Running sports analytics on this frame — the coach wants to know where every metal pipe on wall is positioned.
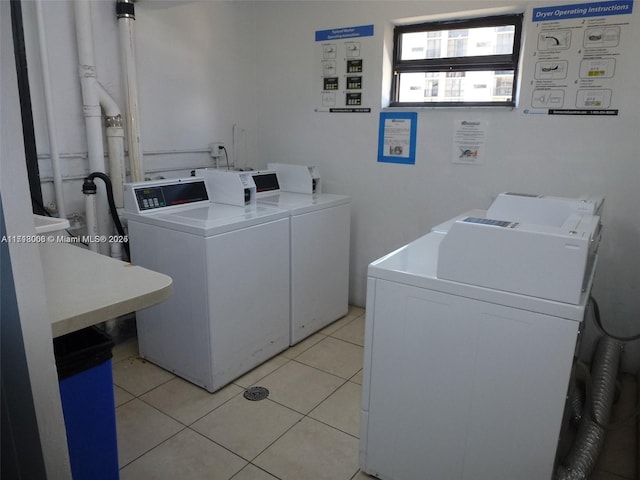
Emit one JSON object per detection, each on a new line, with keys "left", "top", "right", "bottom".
{"left": 35, "top": 0, "right": 66, "bottom": 219}
{"left": 96, "top": 82, "right": 126, "bottom": 208}
{"left": 116, "top": 0, "right": 144, "bottom": 182}
{"left": 74, "top": 0, "right": 130, "bottom": 254}
{"left": 106, "top": 119, "right": 126, "bottom": 209}
{"left": 74, "top": 0, "right": 110, "bottom": 255}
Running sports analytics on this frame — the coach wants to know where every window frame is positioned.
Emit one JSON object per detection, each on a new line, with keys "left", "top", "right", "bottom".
{"left": 391, "top": 14, "right": 524, "bottom": 108}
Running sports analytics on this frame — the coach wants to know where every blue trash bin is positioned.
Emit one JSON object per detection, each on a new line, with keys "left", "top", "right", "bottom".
{"left": 54, "top": 327, "right": 118, "bottom": 480}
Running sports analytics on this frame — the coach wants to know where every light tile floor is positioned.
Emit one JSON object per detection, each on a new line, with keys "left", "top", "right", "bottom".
{"left": 112, "top": 305, "right": 637, "bottom": 480}
{"left": 113, "top": 306, "right": 366, "bottom": 480}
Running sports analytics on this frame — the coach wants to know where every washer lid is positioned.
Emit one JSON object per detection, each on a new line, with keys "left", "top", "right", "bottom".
{"left": 257, "top": 192, "right": 350, "bottom": 215}
{"left": 123, "top": 202, "right": 288, "bottom": 236}
{"left": 368, "top": 231, "right": 591, "bottom": 321}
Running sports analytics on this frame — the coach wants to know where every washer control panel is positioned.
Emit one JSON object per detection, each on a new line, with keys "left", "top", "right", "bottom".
{"left": 124, "top": 178, "right": 210, "bottom": 214}
{"left": 252, "top": 171, "right": 280, "bottom": 194}
{"left": 135, "top": 186, "right": 166, "bottom": 211}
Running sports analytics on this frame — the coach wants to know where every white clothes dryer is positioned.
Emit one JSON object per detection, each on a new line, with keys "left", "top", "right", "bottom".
{"left": 123, "top": 177, "right": 290, "bottom": 392}
{"left": 252, "top": 170, "right": 351, "bottom": 345}
{"left": 360, "top": 209, "right": 600, "bottom": 480}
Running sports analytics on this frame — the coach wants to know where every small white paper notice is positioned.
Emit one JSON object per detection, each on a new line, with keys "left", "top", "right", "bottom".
{"left": 384, "top": 117, "right": 412, "bottom": 159}
{"left": 452, "top": 119, "right": 487, "bottom": 165}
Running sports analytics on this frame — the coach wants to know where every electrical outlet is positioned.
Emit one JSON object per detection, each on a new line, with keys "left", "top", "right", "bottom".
{"left": 210, "top": 142, "right": 225, "bottom": 158}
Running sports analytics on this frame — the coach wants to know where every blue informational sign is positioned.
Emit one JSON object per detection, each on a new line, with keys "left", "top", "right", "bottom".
{"left": 533, "top": 0, "right": 633, "bottom": 22}
{"left": 377, "top": 112, "right": 417, "bottom": 165}
{"left": 315, "top": 24, "right": 374, "bottom": 42}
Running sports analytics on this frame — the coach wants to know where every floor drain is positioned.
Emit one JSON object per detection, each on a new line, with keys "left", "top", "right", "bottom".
{"left": 243, "top": 386, "right": 269, "bottom": 401}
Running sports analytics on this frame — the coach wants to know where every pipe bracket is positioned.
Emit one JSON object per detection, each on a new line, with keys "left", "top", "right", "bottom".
{"left": 116, "top": 1, "right": 135, "bottom": 20}
{"left": 105, "top": 114, "right": 123, "bottom": 128}
{"left": 78, "top": 64, "right": 97, "bottom": 78}
{"left": 83, "top": 105, "right": 102, "bottom": 118}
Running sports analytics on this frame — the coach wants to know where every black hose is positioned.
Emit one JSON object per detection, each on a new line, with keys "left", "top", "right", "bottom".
{"left": 221, "top": 146, "right": 230, "bottom": 170}
{"left": 11, "top": 0, "right": 45, "bottom": 213}
{"left": 84, "top": 172, "right": 130, "bottom": 261}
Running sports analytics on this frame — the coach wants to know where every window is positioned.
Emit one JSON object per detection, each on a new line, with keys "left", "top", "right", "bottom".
{"left": 444, "top": 72, "right": 465, "bottom": 100}
{"left": 446, "top": 29, "right": 468, "bottom": 57}
{"left": 426, "top": 32, "right": 441, "bottom": 58}
{"left": 493, "top": 71, "right": 514, "bottom": 98}
{"left": 425, "top": 72, "right": 439, "bottom": 98}
{"left": 391, "top": 14, "right": 523, "bottom": 107}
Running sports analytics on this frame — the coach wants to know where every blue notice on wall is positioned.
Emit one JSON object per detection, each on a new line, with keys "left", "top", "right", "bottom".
{"left": 377, "top": 112, "right": 417, "bottom": 165}
{"left": 315, "top": 24, "right": 374, "bottom": 42}
{"left": 532, "top": 0, "right": 633, "bottom": 22}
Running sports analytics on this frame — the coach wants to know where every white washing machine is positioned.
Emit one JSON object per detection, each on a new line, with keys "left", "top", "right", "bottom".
{"left": 251, "top": 167, "right": 351, "bottom": 345}
{"left": 123, "top": 177, "right": 290, "bottom": 392}
{"left": 360, "top": 207, "right": 601, "bottom": 480}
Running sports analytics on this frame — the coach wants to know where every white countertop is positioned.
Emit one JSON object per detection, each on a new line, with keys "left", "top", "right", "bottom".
{"left": 40, "top": 241, "right": 172, "bottom": 337}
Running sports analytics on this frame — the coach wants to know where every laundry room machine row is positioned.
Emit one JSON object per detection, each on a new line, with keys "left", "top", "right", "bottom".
{"left": 123, "top": 177, "right": 290, "bottom": 393}
{"left": 197, "top": 165, "right": 351, "bottom": 345}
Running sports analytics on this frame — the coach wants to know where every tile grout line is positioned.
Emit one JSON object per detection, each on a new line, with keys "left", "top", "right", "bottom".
{"left": 117, "top": 424, "right": 189, "bottom": 471}
{"left": 232, "top": 355, "right": 298, "bottom": 387}
{"left": 261, "top": 375, "right": 352, "bottom": 417}
{"left": 229, "top": 462, "right": 284, "bottom": 480}
{"left": 288, "top": 356, "right": 358, "bottom": 382}
{"left": 112, "top": 355, "right": 176, "bottom": 398}
{"left": 280, "top": 333, "right": 329, "bottom": 360}
{"left": 138, "top": 383, "right": 245, "bottom": 428}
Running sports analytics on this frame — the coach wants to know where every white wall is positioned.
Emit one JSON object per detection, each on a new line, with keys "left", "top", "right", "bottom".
{"left": 134, "top": 1, "right": 259, "bottom": 172}
{"left": 23, "top": 0, "right": 640, "bottom": 370}
{"left": 250, "top": 1, "right": 640, "bottom": 370}
{"left": 23, "top": 0, "right": 259, "bottom": 216}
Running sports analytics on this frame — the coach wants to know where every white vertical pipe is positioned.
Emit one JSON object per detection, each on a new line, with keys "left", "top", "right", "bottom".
{"left": 35, "top": 0, "right": 66, "bottom": 219}
{"left": 74, "top": 1, "right": 104, "bottom": 173}
{"left": 74, "top": 0, "right": 110, "bottom": 255}
{"left": 117, "top": 1, "right": 144, "bottom": 182}
{"left": 99, "top": 91, "right": 127, "bottom": 257}
{"left": 84, "top": 194, "right": 99, "bottom": 253}
{"left": 96, "top": 82, "right": 126, "bottom": 208}
{"left": 95, "top": 81, "right": 121, "bottom": 118}
{"left": 232, "top": 124, "right": 238, "bottom": 169}
{"left": 106, "top": 125, "right": 126, "bottom": 208}
{"left": 109, "top": 241, "right": 123, "bottom": 261}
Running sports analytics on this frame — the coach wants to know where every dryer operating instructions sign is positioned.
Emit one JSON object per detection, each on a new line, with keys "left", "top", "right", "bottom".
{"left": 314, "top": 24, "right": 374, "bottom": 113}
{"left": 521, "top": 0, "right": 633, "bottom": 116}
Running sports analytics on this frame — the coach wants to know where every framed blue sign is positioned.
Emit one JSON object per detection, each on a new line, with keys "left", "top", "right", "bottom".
{"left": 377, "top": 112, "right": 417, "bottom": 164}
